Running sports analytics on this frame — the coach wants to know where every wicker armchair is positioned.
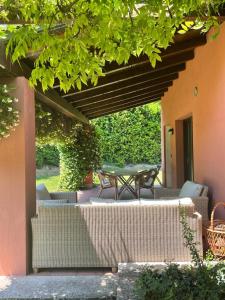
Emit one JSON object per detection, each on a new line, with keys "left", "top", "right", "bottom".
{"left": 135, "top": 168, "right": 159, "bottom": 198}
{"left": 97, "top": 170, "right": 118, "bottom": 200}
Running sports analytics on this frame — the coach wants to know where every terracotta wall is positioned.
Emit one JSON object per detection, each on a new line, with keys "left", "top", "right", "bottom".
{"left": 0, "top": 77, "right": 36, "bottom": 275}
{"left": 161, "top": 23, "right": 225, "bottom": 218}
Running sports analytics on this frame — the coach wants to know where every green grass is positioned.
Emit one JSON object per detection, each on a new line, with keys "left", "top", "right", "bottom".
{"left": 36, "top": 173, "right": 100, "bottom": 192}
{"left": 36, "top": 175, "right": 60, "bottom": 192}
{"left": 36, "top": 170, "right": 162, "bottom": 192}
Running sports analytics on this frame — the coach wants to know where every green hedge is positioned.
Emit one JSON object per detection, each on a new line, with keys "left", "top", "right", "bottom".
{"left": 93, "top": 103, "right": 161, "bottom": 166}
{"left": 36, "top": 144, "right": 60, "bottom": 168}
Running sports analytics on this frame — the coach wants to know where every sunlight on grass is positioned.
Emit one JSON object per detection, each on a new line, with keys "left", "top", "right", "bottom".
{"left": 36, "top": 175, "right": 60, "bottom": 192}
{"left": 36, "top": 173, "right": 100, "bottom": 192}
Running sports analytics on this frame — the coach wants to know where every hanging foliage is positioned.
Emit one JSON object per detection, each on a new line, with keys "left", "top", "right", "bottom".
{"left": 0, "top": 84, "right": 19, "bottom": 140}
{"left": 35, "top": 101, "right": 101, "bottom": 190}
{"left": 1, "top": 1, "right": 224, "bottom": 92}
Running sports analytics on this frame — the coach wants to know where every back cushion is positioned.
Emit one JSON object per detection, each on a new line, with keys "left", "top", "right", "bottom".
{"left": 36, "top": 183, "right": 51, "bottom": 200}
{"left": 179, "top": 181, "right": 203, "bottom": 198}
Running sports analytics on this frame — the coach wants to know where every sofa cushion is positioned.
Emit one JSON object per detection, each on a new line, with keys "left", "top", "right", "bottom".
{"left": 36, "top": 183, "right": 51, "bottom": 200}
{"left": 179, "top": 181, "right": 203, "bottom": 198}
{"left": 90, "top": 198, "right": 115, "bottom": 204}
{"left": 141, "top": 198, "right": 193, "bottom": 206}
{"left": 37, "top": 199, "right": 69, "bottom": 206}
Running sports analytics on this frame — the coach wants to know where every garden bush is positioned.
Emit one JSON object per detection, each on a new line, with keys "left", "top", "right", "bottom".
{"left": 36, "top": 144, "right": 59, "bottom": 168}
{"left": 134, "top": 210, "right": 225, "bottom": 300}
{"left": 58, "top": 124, "right": 101, "bottom": 191}
{"left": 36, "top": 101, "right": 101, "bottom": 190}
{"left": 93, "top": 102, "right": 161, "bottom": 166}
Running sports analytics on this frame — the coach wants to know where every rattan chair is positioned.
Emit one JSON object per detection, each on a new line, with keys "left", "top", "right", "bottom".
{"left": 97, "top": 171, "right": 118, "bottom": 200}
{"left": 135, "top": 168, "right": 159, "bottom": 198}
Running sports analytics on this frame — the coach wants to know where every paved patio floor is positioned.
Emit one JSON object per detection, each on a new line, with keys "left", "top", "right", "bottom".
{"left": 0, "top": 263, "right": 178, "bottom": 299}
{"left": 77, "top": 185, "right": 156, "bottom": 203}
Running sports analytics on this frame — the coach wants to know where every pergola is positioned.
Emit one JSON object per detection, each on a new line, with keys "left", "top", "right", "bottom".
{"left": 0, "top": 29, "right": 206, "bottom": 275}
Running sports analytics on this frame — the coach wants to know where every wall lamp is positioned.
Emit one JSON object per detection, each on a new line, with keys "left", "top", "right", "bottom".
{"left": 168, "top": 128, "right": 174, "bottom": 135}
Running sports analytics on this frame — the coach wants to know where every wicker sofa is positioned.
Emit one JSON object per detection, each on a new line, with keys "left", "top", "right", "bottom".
{"left": 36, "top": 183, "right": 77, "bottom": 205}
{"left": 31, "top": 199, "right": 202, "bottom": 272}
{"left": 154, "top": 181, "right": 209, "bottom": 222}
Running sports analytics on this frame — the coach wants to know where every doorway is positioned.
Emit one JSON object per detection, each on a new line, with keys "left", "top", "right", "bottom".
{"left": 183, "top": 117, "right": 194, "bottom": 181}
{"left": 165, "top": 126, "right": 173, "bottom": 187}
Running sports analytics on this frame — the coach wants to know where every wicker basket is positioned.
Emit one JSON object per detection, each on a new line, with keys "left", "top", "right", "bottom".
{"left": 207, "top": 202, "right": 225, "bottom": 258}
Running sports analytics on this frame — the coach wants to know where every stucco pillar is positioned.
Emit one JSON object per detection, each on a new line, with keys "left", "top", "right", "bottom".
{"left": 0, "top": 77, "right": 36, "bottom": 275}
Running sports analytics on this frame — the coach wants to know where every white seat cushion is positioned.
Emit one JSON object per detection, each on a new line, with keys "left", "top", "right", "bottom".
{"left": 141, "top": 198, "right": 193, "bottom": 206}
{"left": 36, "top": 183, "right": 51, "bottom": 200}
{"left": 37, "top": 199, "right": 69, "bottom": 206}
{"left": 179, "top": 181, "right": 203, "bottom": 198}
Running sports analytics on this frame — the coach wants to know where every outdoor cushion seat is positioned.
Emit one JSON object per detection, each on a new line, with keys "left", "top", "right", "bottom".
{"left": 31, "top": 199, "right": 202, "bottom": 271}
{"left": 179, "top": 181, "right": 204, "bottom": 198}
{"left": 36, "top": 183, "right": 77, "bottom": 204}
{"left": 154, "top": 181, "right": 209, "bottom": 221}
{"left": 36, "top": 183, "right": 51, "bottom": 200}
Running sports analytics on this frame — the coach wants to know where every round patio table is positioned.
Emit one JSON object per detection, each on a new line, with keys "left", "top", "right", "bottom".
{"left": 102, "top": 165, "right": 157, "bottom": 199}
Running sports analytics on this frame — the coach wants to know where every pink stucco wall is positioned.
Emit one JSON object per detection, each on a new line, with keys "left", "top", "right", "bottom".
{"left": 0, "top": 77, "right": 36, "bottom": 275}
{"left": 161, "top": 23, "right": 225, "bottom": 218}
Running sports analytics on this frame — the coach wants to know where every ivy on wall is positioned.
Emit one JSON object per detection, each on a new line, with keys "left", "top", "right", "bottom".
{"left": 0, "top": 84, "right": 19, "bottom": 140}
{"left": 93, "top": 102, "right": 161, "bottom": 166}
{"left": 36, "top": 101, "right": 101, "bottom": 190}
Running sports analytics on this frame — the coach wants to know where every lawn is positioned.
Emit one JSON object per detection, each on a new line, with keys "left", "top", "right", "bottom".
{"left": 36, "top": 169, "right": 162, "bottom": 192}
{"left": 36, "top": 173, "right": 100, "bottom": 192}
{"left": 36, "top": 175, "right": 60, "bottom": 192}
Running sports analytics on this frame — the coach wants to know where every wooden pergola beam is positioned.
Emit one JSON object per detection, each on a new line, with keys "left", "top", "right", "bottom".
{"left": 83, "top": 95, "right": 164, "bottom": 116}
{"left": 70, "top": 74, "right": 177, "bottom": 106}
{"left": 79, "top": 84, "right": 170, "bottom": 112}
{"left": 65, "top": 64, "right": 185, "bottom": 102}
{"left": 0, "top": 43, "right": 89, "bottom": 124}
{"left": 56, "top": 51, "right": 193, "bottom": 95}
{"left": 85, "top": 92, "right": 164, "bottom": 115}
{"left": 87, "top": 97, "right": 162, "bottom": 119}
{"left": 103, "top": 35, "right": 206, "bottom": 74}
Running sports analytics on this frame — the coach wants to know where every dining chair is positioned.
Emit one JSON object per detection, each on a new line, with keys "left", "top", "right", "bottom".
{"left": 135, "top": 168, "right": 159, "bottom": 199}
{"left": 97, "top": 171, "right": 118, "bottom": 200}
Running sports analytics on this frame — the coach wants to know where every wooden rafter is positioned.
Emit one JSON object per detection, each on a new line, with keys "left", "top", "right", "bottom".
{"left": 0, "top": 43, "right": 89, "bottom": 124}
{"left": 85, "top": 92, "right": 164, "bottom": 114}
{"left": 78, "top": 85, "right": 170, "bottom": 112}
{"left": 64, "top": 64, "right": 185, "bottom": 100}
{"left": 87, "top": 97, "right": 162, "bottom": 119}
{"left": 69, "top": 73, "right": 178, "bottom": 106}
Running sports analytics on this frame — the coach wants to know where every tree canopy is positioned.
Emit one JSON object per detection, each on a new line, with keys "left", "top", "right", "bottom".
{"left": 0, "top": 0, "right": 225, "bottom": 92}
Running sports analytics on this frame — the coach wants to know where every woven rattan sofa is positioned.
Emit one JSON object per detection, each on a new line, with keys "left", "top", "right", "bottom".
{"left": 154, "top": 181, "right": 209, "bottom": 222}
{"left": 36, "top": 183, "right": 77, "bottom": 205}
{"left": 31, "top": 199, "right": 202, "bottom": 272}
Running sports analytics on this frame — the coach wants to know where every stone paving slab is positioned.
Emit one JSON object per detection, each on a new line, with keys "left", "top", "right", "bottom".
{"left": 0, "top": 275, "right": 117, "bottom": 299}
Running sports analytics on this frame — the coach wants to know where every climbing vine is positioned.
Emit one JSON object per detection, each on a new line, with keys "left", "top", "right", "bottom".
{"left": 0, "top": 84, "right": 19, "bottom": 140}
{"left": 36, "top": 101, "right": 101, "bottom": 190}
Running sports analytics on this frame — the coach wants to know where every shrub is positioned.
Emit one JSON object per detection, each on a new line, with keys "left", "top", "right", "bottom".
{"left": 58, "top": 124, "right": 101, "bottom": 191}
{"left": 134, "top": 210, "right": 225, "bottom": 300}
{"left": 36, "top": 101, "right": 101, "bottom": 190}
{"left": 36, "top": 144, "right": 59, "bottom": 168}
{"left": 92, "top": 102, "right": 161, "bottom": 166}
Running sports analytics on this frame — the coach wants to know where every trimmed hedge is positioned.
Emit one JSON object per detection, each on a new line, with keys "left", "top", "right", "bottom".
{"left": 93, "top": 102, "right": 161, "bottom": 166}
{"left": 36, "top": 144, "right": 59, "bottom": 168}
